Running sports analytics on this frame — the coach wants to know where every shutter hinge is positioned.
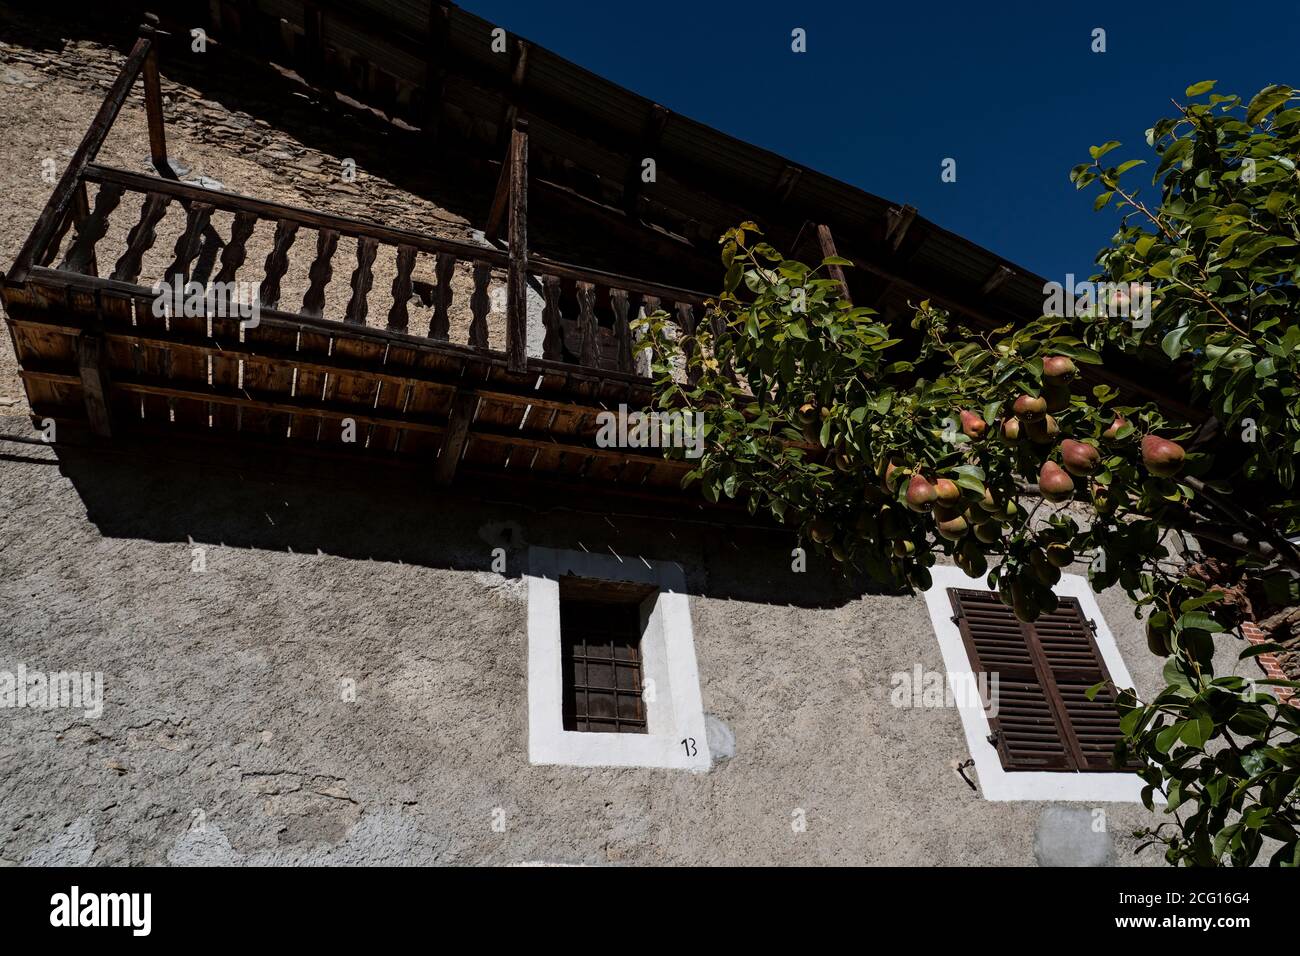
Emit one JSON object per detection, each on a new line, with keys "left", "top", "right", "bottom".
{"left": 1086, "top": 617, "right": 1098, "bottom": 632}
{"left": 986, "top": 731, "right": 999, "bottom": 747}
{"left": 950, "top": 614, "right": 961, "bottom": 625}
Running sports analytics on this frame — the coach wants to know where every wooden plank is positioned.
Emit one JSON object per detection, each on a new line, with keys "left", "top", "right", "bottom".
{"left": 467, "top": 260, "right": 491, "bottom": 349}
{"left": 433, "top": 389, "right": 478, "bottom": 484}
{"left": 244, "top": 219, "right": 300, "bottom": 436}
{"left": 386, "top": 244, "right": 417, "bottom": 332}
{"left": 76, "top": 332, "right": 112, "bottom": 438}
{"left": 163, "top": 202, "right": 216, "bottom": 429}
{"left": 58, "top": 184, "right": 124, "bottom": 276}
{"left": 209, "top": 211, "right": 258, "bottom": 432}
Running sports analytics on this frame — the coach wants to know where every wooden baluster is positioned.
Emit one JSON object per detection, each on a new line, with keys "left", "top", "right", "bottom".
{"left": 541, "top": 274, "right": 563, "bottom": 361}
{"left": 610, "top": 287, "right": 632, "bottom": 373}
{"left": 258, "top": 219, "right": 299, "bottom": 309}
{"left": 677, "top": 301, "right": 699, "bottom": 385}
{"left": 212, "top": 211, "right": 257, "bottom": 285}
{"left": 467, "top": 260, "right": 491, "bottom": 349}
{"left": 300, "top": 228, "right": 339, "bottom": 317}
{"left": 387, "top": 244, "right": 417, "bottom": 332}
{"left": 209, "top": 213, "right": 258, "bottom": 432}
{"left": 638, "top": 295, "right": 660, "bottom": 377}
{"left": 344, "top": 237, "right": 378, "bottom": 325}
{"left": 162, "top": 202, "right": 214, "bottom": 286}
{"left": 429, "top": 252, "right": 455, "bottom": 340}
{"left": 709, "top": 306, "right": 738, "bottom": 383}
{"left": 59, "top": 183, "right": 124, "bottom": 275}
{"left": 111, "top": 192, "right": 171, "bottom": 283}
{"left": 164, "top": 202, "right": 214, "bottom": 429}
{"left": 576, "top": 280, "right": 598, "bottom": 367}
{"left": 40, "top": 183, "right": 90, "bottom": 268}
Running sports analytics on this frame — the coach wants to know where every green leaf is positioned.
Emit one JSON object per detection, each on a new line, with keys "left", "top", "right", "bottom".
{"left": 1185, "top": 80, "right": 1216, "bottom": 97}
{"left": 1090, "top": 140, "right": 1122, "bottom": 160}
{"left": 1240, "top": 642, "right": 1286, "bottom": 659}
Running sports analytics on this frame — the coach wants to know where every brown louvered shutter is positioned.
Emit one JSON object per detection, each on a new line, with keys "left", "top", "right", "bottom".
{"left": 948, "top": 588, "right": 1129, "bottom": 773}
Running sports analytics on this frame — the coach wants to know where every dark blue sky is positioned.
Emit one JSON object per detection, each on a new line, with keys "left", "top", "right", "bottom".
{"left": 459, "top": 0, "right": 1298, "bottom": 281}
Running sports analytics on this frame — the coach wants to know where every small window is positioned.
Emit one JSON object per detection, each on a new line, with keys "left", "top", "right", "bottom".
{"left": 922, "top": 565, "right": 1145, "bottom": 801}
{"left": 526, "top": 547, "right": 711, "bottom": 771}
{"left": 560, "top": 598, "right": 647, "bottom": 734}
{"left": 948, "top": 587, "right": 1134, "bottom": 773}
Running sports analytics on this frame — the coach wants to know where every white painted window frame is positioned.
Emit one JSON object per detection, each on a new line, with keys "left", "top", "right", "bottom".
{"left": 922, "top": 564, "right": 1146, "bottom": 802}
{"left": 526, "top": 546, "right": 711, "bottom": 771}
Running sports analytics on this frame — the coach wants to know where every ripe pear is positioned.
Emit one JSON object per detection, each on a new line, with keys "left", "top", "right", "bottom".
{"left": 959, "top": 409, "right": 987, "bottom": 440}
{"left": 1102, "top": 415, "right": 1128, "bottom": 441}
{"left": 1041, "top": 355, "right": 1078, "bottom": 383}
{"left": 1013, "top": 394, "right": 1047, "bottom": 422}
{"left": 934, "top": 478, "right": 962, "bottom": 507}
{"left": 1045, "top": 543, "right": 1075, "bottom": 568}
{"left": 974, "top": 521, "right": 1002, "bottom": 544}
{"left": 1060, "top": 439, "right": 1100, "bottom": 477}
{"left": 797, "top": 402, "right": 818, "bottom": 425}
{"left": 936, "top": 514, "right": 969, "bottom": 541}
{"left": 1141, "top": 434, "right": 1185, "bottom": 478}
{"left": 1038, "top": 461, "right": 1075, "bottom": 502}
{"left": 905, "top": 474, "right": 938, "bottom": 513}
{"left": 1027, "top": 414, "right": 1060, "bottom": 444}
{"left": 1001, "top": 417, "right": 1023, "bottom": 443}
{"left": 808, "top": 519, "right": 835, "bottom": 544}
{"left": 883, "top": 459, "right": 905, "bottom": 492}
{"left": 1030, "top": 548, "right": 1062, "bottom": 586}
{"left": 893, "top": 539, "right": 916, "bottom": 558}
{"left": 977, "top": 487, "right": 998, "bottom": 512}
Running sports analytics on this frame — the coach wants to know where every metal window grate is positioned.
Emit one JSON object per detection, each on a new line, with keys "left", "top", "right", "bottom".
{"left": 560, "top": 598, "right": 647, "bottom": 734}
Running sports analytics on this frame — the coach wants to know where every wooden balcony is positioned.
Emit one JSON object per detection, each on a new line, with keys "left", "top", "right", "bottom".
{"left": 2, "top": 26, "right": 715, "bottom": 509}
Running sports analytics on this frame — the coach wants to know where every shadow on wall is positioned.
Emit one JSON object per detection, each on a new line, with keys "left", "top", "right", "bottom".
{"left": 45, "top": 433, "right": 888, "bottom": 609}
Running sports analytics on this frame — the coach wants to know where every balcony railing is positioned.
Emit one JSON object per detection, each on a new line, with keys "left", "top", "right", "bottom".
{"left": 1, "top": 22, "right": 713, "bottom": 502}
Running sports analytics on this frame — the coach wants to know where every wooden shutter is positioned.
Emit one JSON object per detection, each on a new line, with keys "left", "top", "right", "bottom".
{"left": 948, "top": 588, "right": 1129, "bottom": 773}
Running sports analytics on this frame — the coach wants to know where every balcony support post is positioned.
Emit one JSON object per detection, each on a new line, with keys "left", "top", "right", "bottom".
{"left": 506, "top": 118, "right": 529, "bottom": 373}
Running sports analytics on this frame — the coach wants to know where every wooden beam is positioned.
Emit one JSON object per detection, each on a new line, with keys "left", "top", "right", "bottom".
{"left": 423, "top": 0, "right": 451, "bottom": 142}
{"left": 885, "top": 204, "right": 917, "bottom": 251}
{"left": 980, "top": 265, "right": 1015, "bottom": 297}
{"left": 622, "top": 103, "right": 668, "bottom": 219}
{"left": 433, "top": 389, "right": 479, "bottom": 484}
{"left": 484, "top": 147, "right": 512, "bottom": 244}
{"left": 495, "top": 38, "right": 530, "bottom": 152}
{"left": 76, "top": 332, "right": 112, "bottom": 438}
{"left": 506, "top": 119, "right": 529, "bottom": 373}
{"left": 815, "top": 223, "right": 851, "bottom": 305}
{"left": 774, "top": 164, "right": 803, "bottom": 204}
{"left": 140, "top": 17, "right": 171, "bottom": 179}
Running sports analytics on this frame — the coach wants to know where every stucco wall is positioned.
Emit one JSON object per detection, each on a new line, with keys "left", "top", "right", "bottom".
{"left": 0, "top": 415, "right": 1258, "bottom": 866}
